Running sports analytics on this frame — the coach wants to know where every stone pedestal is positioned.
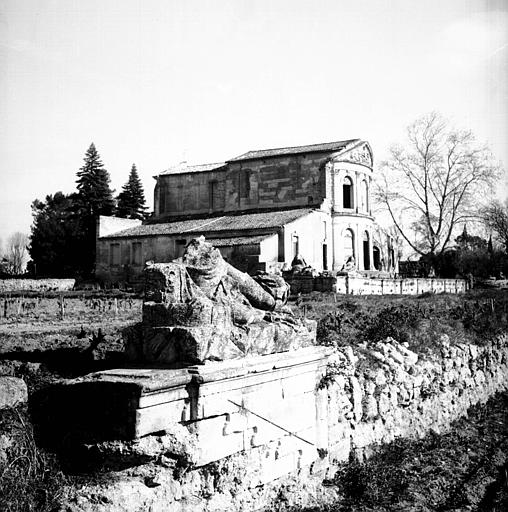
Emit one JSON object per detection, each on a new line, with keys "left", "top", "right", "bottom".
{"left": 43, "top": 347, "right": 331, "bottom": 468}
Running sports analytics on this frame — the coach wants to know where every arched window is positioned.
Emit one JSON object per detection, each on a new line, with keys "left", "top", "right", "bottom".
{"left": 343, "top": 229, "right": 355, "bottom": 260}
{"left": 360, "top": 180, "right": 368, "bottom": 212}
{"left": 363, "top": 231, "right": 370, "bottom": 270}
{"left": 373, "top": 246, "right": 381, "bottom": 270}
{"left": 343, "top": 176, "right": 354, "bottom": 209}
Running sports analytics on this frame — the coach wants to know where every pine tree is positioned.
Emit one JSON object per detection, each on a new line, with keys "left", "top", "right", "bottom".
{"left": 116, "top": 164, "right": 147, "bottom": 220}
{"left": 76, "top": 143, "right": 115, "bottom": 216}
{"left": 75, "top": 143, "right": 115, "bottom": 276}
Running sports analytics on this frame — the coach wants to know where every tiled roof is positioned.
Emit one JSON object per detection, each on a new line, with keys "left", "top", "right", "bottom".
{"left": 100, "top": 208, "right": 314, "bottom": 239}
{"left": 228, "top": 139, "right": 360, "bottom": 162}
{"left": 159, "top": 162, "right": 225, "bottom": 176}
{"left": 207, "top": 235, "right": 274, "bottom": 247}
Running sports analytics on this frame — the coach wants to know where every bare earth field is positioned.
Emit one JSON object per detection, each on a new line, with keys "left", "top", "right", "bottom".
{"left": 0, "top": 289, "right": 507, "bottom": 511}
{"left": 0, "top": 295, "right": 140, "bottom": 381}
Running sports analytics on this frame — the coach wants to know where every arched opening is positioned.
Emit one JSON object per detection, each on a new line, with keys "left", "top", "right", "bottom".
{"left": 373, "top": 246, "right": 381, "bottom": 270}
{"left": 343, "top": 229, "right": 355, "bottom": 268}
{"left": 342, "top": 176, "right": 354, "bottom": 209}
{"left": 363, "top": 231, "right": 370, "bottom": 270}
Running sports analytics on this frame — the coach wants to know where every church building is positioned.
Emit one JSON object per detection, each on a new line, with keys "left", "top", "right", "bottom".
{"left": 96, "top": 139, "right": 397, "bottom": 287}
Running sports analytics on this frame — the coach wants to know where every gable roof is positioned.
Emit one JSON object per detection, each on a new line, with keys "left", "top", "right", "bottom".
{"left": 228, "top": 139, "right": 360, "bottom": 162}
{"left": 159, "top": 162, "right": 226, "bottom": 176}
{"left": 100, "top": 208, "right": 315, "bottom": 239}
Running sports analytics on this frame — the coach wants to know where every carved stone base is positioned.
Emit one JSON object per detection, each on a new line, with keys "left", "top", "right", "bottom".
{"left": 125, "top": 318, "right": 317, "bottom": 365}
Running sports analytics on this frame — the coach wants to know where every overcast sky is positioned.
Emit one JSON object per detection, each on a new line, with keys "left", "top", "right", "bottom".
{"left": 1, "top": 0, "right": 507, "bottom": 245}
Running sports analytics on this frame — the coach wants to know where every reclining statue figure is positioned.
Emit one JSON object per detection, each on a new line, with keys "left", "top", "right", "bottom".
{"left": 126, "top": 236, "right": 316, "bottom": 364}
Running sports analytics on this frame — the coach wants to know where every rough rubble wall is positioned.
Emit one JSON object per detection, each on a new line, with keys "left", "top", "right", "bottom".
{"left": 323, "top": 334, "right": 508, "bottom": 464}
{"left": 65, "top": 334, "right": 508, "bottom": 512}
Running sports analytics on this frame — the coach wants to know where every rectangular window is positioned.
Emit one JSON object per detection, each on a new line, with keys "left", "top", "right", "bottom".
{"left": 175, "top": 239, "right": 187, "bottom": 258}
{"left": 322, "top": 243, "right": 328, "bottom": 270}
{"left": 132, "top": 242, "right": 142, "bottom": 265}
{"left": 159, "top": 186, "right": 166, "bottom": 214}
{"left": 110, "top": 243, "right": 121, "bottom": 266}
{"left": 239, "top": 169, "right": 251, "bottom": 198}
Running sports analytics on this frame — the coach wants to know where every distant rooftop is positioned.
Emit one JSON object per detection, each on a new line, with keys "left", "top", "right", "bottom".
{"left": 228, "top": 139, "right": 360, "bottom": 162}
{"left": 159, "top": 162, "right": 226, "bottom": 176}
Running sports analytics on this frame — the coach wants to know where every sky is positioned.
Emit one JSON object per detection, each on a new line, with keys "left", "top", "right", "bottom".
{"left": 1, "top": 0, "right": 507, "bottom": 246}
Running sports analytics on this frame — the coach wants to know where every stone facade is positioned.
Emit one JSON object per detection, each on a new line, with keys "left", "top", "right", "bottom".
{"left": 96, "top": 140, "right": 397, "bottom": 286}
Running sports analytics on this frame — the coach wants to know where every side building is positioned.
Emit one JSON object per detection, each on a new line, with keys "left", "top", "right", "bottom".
{"left": 96, "top": 139, "right": 397, "bottom": 287}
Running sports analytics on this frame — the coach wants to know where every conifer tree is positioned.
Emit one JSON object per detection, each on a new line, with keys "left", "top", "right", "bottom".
{"left": 76, "top": 143, "right": 115, "bottom": 216}
{"left": 116, "top": 164, "right": 147, "bottom": 220}
{"left": 75, "top": 143, "right": 115, "bottom": 276}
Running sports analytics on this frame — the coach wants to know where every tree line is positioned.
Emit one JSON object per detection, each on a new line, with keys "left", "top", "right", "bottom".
{"left": 28, "top": 143, "right": 148, "bottom": 278}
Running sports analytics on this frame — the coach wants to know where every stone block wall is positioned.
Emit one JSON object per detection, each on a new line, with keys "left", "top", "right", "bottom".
{"left": 304, "top": 276, "right": 468, "bottom": 295}
{"left": 225, "top": 153, "right": 327, "bottom": 212}
{"left": 0, "top": 278, "right": 75, "bottom": 293}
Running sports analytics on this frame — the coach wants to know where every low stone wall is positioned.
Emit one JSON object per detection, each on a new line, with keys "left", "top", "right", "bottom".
{"left": 0, "top": 278, "right": 75, "bottom": 293}
{"left": 58, "top": 334, "right": 508, "bottom": 511}
{"left": 307, "top": 275, "right": 468, "bottom": 295}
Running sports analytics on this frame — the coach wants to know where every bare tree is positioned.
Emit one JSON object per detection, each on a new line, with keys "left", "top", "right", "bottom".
{"left": 482, "top": 199, "right": 508, "bottom": 253}
{"left": 6, "top": 232, "right": 29, "bottom": 274}
{"left": 375, "top": 113, "right": 501, "bottom": 257}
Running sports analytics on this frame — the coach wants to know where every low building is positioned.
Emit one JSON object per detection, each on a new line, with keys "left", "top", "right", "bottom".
{"left": 96, "top": 139, "right": 397, "bottom": 287}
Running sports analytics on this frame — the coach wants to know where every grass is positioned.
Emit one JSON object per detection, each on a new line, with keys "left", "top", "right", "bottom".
{"left": 0, "top": 406, "right": 69, "bottom": 512}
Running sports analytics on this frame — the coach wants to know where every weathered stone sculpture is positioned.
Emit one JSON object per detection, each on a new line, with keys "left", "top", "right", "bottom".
{"left": 126, "top": 237, "right": 316, "bottom": 364}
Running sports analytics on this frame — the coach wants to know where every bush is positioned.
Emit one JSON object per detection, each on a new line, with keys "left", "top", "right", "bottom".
{"left": 313, "top": 290, "right": 508, "bottom": 352}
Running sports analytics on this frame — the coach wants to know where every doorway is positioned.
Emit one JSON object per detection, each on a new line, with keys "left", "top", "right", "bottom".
{"left": 363, "top": 231, "right": 370, "bottom": 270}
